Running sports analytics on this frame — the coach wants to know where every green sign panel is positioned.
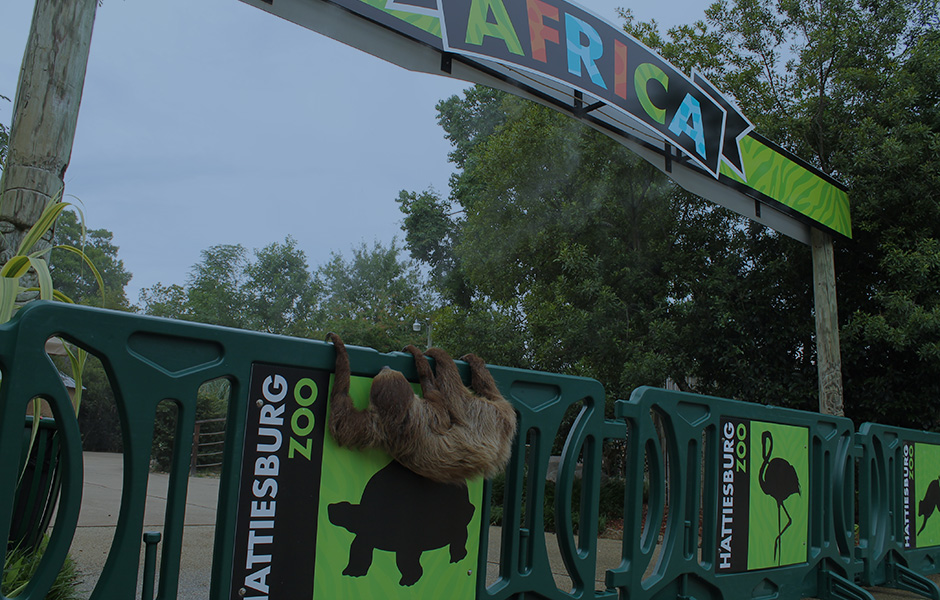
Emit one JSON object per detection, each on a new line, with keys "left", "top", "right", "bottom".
{"left": 717, "top": 418, "right": 809, "bottom": 573}
{"left": 242, "top": 0, "right": 851, "bottom": 240}
{"left": 902, "top": 441, "right": 940, "bottom": 550}
{"left": 232, "top": 365, "right": 483, "bottom": 599}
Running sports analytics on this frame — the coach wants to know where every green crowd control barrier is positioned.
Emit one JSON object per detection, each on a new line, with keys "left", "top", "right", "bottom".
{"left": 608, "top": 386, "right": 866, "bottom": 600}
{"left": 7, "top": 301, "right": 940, "bottom": 600}
{"left": 0, "top": 301, "right": 625, "bottom": 600}
{"left": 481, "top": 361, "right": 625, "bottom": 600}
{"left": 10, "top": 416, "right": 63, "bottom": 552}
{"left": 856, "top": 423, "right": 940, "bottom": 599}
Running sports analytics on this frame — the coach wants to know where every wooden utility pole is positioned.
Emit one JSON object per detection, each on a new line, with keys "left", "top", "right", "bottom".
{"left": 811, "top": 228, "right": 844, "bottom": 416}
{"left": 0, "top": 0, "right": 98, "bottom": 263}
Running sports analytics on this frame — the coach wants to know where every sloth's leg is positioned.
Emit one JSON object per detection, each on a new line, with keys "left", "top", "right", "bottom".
{"left": 461, "top": 353, "right": 504, "bottom": 402}
{"left": 326, "top": 333, "right": 380, "bottom": 448}
{"left": 424, "top": 348, "right": 469, "bottom": 418}
{"left": 404, "top": 345, "right": 437, "bottom": 393}
{"left": 404, "top": 345, "right": 451, "bottom": 431}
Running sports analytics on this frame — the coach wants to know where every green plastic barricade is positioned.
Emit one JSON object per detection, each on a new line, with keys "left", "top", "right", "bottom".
{"left": 0, "top": 301, "right": 623, "bottom": 600}
{"left": 608, "top": 386, "right": 866, "bottom": 600}
{"left": 10, "top": 416, "right": 62, "bottom": 551}
{"left": 856, "top": 423, "right": 940, "bottom": 599}
{"left": 482, "top": 360, "right": 625, "bottom": 600}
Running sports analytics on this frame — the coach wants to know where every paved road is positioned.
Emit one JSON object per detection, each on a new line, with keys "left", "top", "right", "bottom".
{"left": 67, "top": 452, "right": 938, "bottom": 599}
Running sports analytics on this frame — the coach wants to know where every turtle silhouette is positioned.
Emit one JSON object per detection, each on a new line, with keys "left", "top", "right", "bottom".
{"left": 917, "top": 477, "right": 940, "bottom": 535}
{"left": 328, "top": 459, "right": 475, "bottom": 586}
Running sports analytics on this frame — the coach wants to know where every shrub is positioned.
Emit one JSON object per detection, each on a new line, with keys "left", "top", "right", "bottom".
{"left": 488, "top": 470, "right": 628, "bottom": 535}
{"left": 2, "top": 537, "right": 80, "bottom": 600}
{"left": 150, "top": 381, "right": 229, "bottom": 472}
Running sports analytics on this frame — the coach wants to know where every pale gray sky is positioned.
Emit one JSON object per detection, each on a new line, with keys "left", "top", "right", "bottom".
{"left": 0, "top": 0, "right": 711, "bottom": 302}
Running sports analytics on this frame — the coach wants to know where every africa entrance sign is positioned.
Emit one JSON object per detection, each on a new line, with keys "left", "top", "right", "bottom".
{"left": 240, "top": 0, "right": 851, "bottom": 242}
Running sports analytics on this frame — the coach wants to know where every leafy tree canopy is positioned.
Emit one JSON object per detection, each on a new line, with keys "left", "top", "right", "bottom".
{"left": 50, "top": 209, "right": 133, "bottom": 309}
{"left": 402, "top": 89, "right": 811, "bottom": 403}
{"left": 317, "top": 239, "right": 432, "bottom": 352}
{"left": 398, "top": 0, "right": 940, "bottom": 428}
{"left": 621, "top": 0, "right": 940, "bottom": 427}
{"left": 139, "top": 237, "right": 321, "bottom": 337}
{"left": 138, "top": 237, "right": 431, "bottom": 353}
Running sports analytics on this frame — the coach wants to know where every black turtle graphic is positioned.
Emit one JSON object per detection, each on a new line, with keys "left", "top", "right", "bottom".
{"left": 328, "top": 460, "right": 475, "bottom": 586}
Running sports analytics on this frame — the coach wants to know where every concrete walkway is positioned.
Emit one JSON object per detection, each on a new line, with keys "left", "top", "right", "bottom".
{"left": 67, "top": 452, "right": 938, "bottom": 599}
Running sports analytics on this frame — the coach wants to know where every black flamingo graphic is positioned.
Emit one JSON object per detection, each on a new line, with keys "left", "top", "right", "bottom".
{"left": 758, "top": 430, "right": 802, "bottom": 564}
{"left": 917, "top": 477, "right": 940, "bottom": 535}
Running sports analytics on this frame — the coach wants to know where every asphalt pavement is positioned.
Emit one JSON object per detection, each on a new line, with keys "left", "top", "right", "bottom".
{"left": 66, "top": 452, "right": 939, "bottom": 599}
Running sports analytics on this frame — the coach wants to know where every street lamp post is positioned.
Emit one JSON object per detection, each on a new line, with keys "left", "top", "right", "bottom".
{"left": 412, "top": 320, "right": 432, "bottom": 349}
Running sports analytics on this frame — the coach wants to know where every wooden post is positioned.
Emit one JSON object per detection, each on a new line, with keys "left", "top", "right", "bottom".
{"left": 811, "top": 227, "right": 844, "bottom": 416}
{"left": 0, "top": 0, "right": 98, "bottom": 263}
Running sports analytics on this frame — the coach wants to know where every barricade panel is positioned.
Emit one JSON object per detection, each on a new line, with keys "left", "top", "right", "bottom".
{"left": 857, "top": 422, "right": 940, "bottom": 598}
{"left": 609, "top": 386, "right": 864, "bottom": 600}
{"left": 0, "top": 301, "right": 624, "bottom": 600}
{"left": 9, "top": 302, "right": 940, "bottom": 599}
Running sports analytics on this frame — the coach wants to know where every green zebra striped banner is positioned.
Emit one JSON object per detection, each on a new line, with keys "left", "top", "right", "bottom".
{"left": 721, "top": 134, "right": 851, "bottom": 239}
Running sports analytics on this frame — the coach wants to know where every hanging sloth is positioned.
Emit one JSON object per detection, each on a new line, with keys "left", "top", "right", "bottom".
{"left": 326, "top": 332, "right": 517, "bottom": 484}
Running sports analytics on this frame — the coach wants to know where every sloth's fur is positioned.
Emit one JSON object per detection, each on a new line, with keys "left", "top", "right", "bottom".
{"left": 326, "top": 333, "right": 517, "bottom": 484}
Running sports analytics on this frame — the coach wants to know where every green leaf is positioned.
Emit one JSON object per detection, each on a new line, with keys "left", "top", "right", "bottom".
{"left": 16, "top": 201, "right": 68, "bottom": 256}
{"left": 0, "top": 277, "right": 20, "bottom": 323}
{"left": 0, "top": 256, "right": 30, "bottom": 279}
{"left": 27, "top": 257, "right": 52, "bottom": 301}
{"left": 54, "top": 244, "right": 104, "bottom": 304}
{"left": 63, "top": 341, "right": 87, "bottom": 415}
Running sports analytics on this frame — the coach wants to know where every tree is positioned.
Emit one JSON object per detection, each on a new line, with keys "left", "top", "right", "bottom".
{"left": 185, "top": 244, "right": 250, "bottom": 329}
{"left": 137, "top": 283, "right": 191, "bottom": 320}
{"left": 49, "top": 209, "right": 133, "bottom": 309}
{"left": 139, "top": 237, "right": 322, "bottom": 337}
{"left": 396, "top": 189, "right": 471, "bottom": 306}
{"left": 316, "top": 239, "right": 432, "bottom": 353}
{"left": 243, "top": 237, "right": 322, "bottom": 336}
{"left": 401, "top": 90, "right": 728, "bottom": 399}
{"left": 399, "top": 0, "right": 940, "bottom": 416}
{"left": 833, "top": 24, "right": 940, "bottom": 428}
{"left": 614, "top": 0, "right": 940, "bottom": 426}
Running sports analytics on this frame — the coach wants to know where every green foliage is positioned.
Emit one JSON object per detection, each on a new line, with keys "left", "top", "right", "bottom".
{"left": 244, "top": 238, "right": 323, "bottom": 336}
{"left": 187, "top": 244, "right": 250, "bottom": 328}
{"left": 394, "top": 0, "right": 940, "bottom": 428}
{"left": 2, "top": 537, "right": 81, "bottom": 599}
{"left": 400, "top": 88, "right": 818, "bottom": 405}
{"left": 629, "top": 0, "right": 940, "bottom": 425}
{"left": 151, "top": 382, "right": 229, "bottom": 472}
{"left": 396, "top": 190, "right": 471, "bottom": 305}
{"left": 75, "top": 356, "right": 122, "bottom": 453}
{"left": 0, "top": 200, "right": 101, "bottom": 475}
{"left": 488, "top": 470, "right": 627, "bottom": 535}
{"left": 50, "top": 209, "right": 132, "bottom": 309}
{"left": 138, "top": 237, "right": 432, "bottom": 354}
{"left": 317, "top": 239, "right": 432, "bottom": 353}
{"left": 139, "top": 237, "right": 321, "bottom": 336}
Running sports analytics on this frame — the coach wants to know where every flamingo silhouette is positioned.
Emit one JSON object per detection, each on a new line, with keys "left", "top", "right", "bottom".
{"left": 917, "top": 477, "right": 940, "bottom": 535}
{"left": 758, "top": 430, "right": 801, "bottom": 564}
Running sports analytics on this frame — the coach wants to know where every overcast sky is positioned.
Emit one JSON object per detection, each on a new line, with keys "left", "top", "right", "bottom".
{"left": 1, "top": 0, "right": 710, "bottom": 303}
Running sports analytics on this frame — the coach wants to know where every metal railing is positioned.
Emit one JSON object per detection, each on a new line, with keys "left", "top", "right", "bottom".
{"left": 189, "top": 418, "right": 225, "bottom": 475}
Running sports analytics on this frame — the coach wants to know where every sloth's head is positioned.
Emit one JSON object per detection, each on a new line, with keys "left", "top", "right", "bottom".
{"left": 370, "top": 367, "right": 414, "bottom": 421}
